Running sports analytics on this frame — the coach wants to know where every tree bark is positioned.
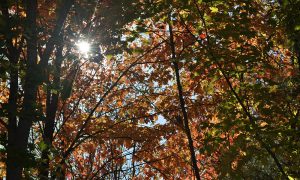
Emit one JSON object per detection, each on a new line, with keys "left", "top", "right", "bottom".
{"left": 6, "top": 1, "right": 38, "bottom": 179}
{"left": 168, "top": 19, "right": 201, "bottom": 180}
{"left": 6, "top": 51, "right": 21, "bottom": 180}
{"left": 4, "top": 0, "right": 73, "bottom": 178}
{"left": 39, "top": 44, "right": 63, "bottom": 179}
{"left": 1, "top": 0, "right": 20, "bottom": 178}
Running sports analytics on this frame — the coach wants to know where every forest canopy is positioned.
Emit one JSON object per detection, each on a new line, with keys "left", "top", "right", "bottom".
{"left": 0, "top": 0, "right": 299, "bottom": 179}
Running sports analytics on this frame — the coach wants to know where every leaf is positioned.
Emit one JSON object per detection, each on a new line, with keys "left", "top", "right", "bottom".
{"left": 38, "top": 141, "right": 47, "bottom": 151}
{"left": 199, "top": 33, "right": 206, "bottom": 39}
{"left": 209, "top": 7, "right": 219, "bottom": 13}
{"left": 294, "top": 25, "right": 300, "bottom": 31}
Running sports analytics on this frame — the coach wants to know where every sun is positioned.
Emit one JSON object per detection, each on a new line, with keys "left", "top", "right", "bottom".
{"left": 77, "top": 41, "right": 91, "bottom": 54}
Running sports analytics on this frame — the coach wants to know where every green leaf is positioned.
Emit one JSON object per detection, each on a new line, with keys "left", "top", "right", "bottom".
{"left": 294, "top": 25, "right": 300, "bottom": 31}
{"left": 38, "top": 141, "right": 47, "bottom": 151}
{"left": 269, "top": 85, "right": 278, "bottom": 93}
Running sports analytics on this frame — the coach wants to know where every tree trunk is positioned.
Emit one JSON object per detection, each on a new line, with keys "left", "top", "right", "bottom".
{"left": 39, "top": 44, "right": 63, "bottom": 179}
{"left": 6, "top": 54, "right": 21, "bottom": 180}
{"left": 168, "top": 20, "right": 201, "bottom": 180}
{"left": 4, "top": 0, "right": 73, "bottom": 178}
{"left": 38, "top": 1, "right": 74, "bottom": 177}
{"left": 6, "top": 56, "right": 21, "bottom": 180}
{"left": 7, "top": 1, "right": 38, "bottom": 179}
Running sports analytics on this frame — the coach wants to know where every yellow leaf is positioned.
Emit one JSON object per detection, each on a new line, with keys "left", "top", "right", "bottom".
{"left": 209, "top": 7, "right": 218, "bottom": 13}
{"left": 288, "top": 176, "right": 295, "bottom": 180}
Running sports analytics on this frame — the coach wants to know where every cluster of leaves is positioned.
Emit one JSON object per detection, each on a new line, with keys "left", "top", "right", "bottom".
{"left": 0, "top": 0, "right": 299, "bottom": 179}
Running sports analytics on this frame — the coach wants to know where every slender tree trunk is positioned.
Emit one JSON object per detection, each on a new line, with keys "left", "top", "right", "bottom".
{"left": 1, "top": 0, "right": 20, "bottom": 177}
{"left": 17, "top": 0, "right": 38, "bottom": 145}
{"left": 4, "top": 0, "right": 73, "bottom": 178}
{"left": 39, "top": 44, "right": 63, "bottom": 179}
{"left": 8, "top": 1, "right": 38, "bottom": 179}
{"left": 38, "top": 1, "right": 74, "bottom": 176}
{"left": 6, "top": 50, "right": 21, "bottom": 180}
{"left": 6, "top": 53, "right": 21, "bottom": 179}
{"left": 38, "top": 5, "right": 74, "bottom": 177}
{"left": 131, "top": 142, "right": 136, "bottom": 179}
{"left": 168, "top": 20, "right": 201, "bottom": 180}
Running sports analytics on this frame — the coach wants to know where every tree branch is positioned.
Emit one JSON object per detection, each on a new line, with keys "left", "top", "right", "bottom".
{"left": 168, "top": 14, "right": 201, "bottom": 180}
{"left": 190, "top": 1, "right": 289, "bottom": 178}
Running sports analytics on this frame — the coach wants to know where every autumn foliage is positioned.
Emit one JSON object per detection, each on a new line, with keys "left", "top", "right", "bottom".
{"left": 0, "top": 0, "right": 299, "bottom": 179}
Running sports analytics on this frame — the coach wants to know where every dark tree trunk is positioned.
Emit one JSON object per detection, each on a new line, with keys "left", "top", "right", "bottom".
{"left": 6, "top": 1, "right": 38, "bottom": 179}
{"left": 6, "top": 54, "right": 21, "bottom": 180}
{"left": 39, "top": 44, "right": 63, "bottom": 179}
{"left": 168, "top": 20, "right": 201, "bottom": 180}
{"left": 4, "top": 0, "right": 73, "bottom": 178}
{"left": 38, "top": 1, "right": 74, "bottom": 177}
{"left": 2, "top": 0, "right": 26, "bottom": 179}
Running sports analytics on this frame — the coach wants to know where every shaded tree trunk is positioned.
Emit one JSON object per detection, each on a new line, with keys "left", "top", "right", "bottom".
{"left": 168, "top": 19, "right": 201, "bottom": 180}
{"left": 1, "top": 0, "right": 21, "bottom": 178}
{"left": 39, "top": 44, "right": 63, "bottom": 179}
{"left": 6, "top": 0, "right": 38, "bottom": 179}
{"left": 6, "top": 51, "right": 21, "bottom": 180}
{"left": 37, "top": 1, "right": 75, "bottom": 175}
{"left": 5, "top": 0, "right": 73, "bottom": 178}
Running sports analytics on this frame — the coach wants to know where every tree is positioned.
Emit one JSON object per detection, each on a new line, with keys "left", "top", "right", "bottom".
{"left": 0, "top": 0, "right": 299, "bottom": 179}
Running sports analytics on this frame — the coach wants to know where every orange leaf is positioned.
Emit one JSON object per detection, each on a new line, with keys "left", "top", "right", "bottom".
{"left": 199, "top": 33, "right": 206, "bottom": 39}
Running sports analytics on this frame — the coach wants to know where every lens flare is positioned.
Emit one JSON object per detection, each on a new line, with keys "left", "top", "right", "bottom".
{"left": 77, "top": 41, "right": 90, "bottom": 54}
